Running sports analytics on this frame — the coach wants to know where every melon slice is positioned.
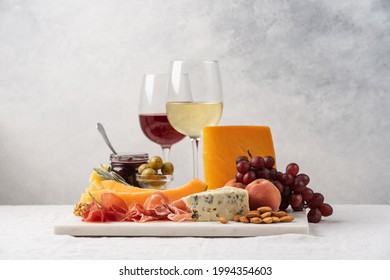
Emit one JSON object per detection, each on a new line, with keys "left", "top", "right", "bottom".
{"left": 80, "top": 180, "right": 153, "bottom": 204}
{"left": 81, "top": 179, "right": 208, "bottom": 207}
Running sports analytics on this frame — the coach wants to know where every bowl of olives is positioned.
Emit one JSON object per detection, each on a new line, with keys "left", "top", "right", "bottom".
{"left": 136, "top": 156, "right": 174, "bottom": 190}
{"left": 136, "top": 174, "right": 174, "bottom": 190}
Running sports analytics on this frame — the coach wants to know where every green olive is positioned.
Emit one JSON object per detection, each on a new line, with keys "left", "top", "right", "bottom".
{"left": 149, "top": 156, "right": 163, "bottom": 170}
{"left": 161, "top": 162, "right": 174, "bottom": 175}
{"left": 138, "top": 163, "right": 150, "bottom": 174}
{"left": 141, "top": 168, "right": 158, "bottom": 176}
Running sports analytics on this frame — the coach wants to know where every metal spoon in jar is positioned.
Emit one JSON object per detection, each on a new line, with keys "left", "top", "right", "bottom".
{"left": 96, "top": 123, "right": 117, "bottom": 155}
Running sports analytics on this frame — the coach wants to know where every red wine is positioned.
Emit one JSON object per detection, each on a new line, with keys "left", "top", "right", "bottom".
{"left": 139, "top": 113, "right": 185, "bottom": 148}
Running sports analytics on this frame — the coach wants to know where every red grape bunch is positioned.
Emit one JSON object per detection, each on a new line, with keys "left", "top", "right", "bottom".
{"left": 235, "top": 153, "right": 333, "bottom": 223}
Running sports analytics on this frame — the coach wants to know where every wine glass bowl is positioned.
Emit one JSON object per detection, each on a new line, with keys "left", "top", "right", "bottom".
{"left": 138, "top": 113, "right": 185, "bottom": 148}
{"left": 165, "top": 101, "right": 223, "bottom": 138}
{"left": 166, "top": 61, "right": 223, "bottom": 179}
{"left": 138, "top": 74, "right": 186, "bottom": 162}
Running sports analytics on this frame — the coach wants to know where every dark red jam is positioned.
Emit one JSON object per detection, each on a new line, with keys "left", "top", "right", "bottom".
{"left": 109, "top": 153, "right": 148, "bottom": 187}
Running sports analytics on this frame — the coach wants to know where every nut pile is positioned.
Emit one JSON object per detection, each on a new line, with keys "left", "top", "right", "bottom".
{"left": 219, "top": 206, "right": 294, "bottom": 224}
{"left": 73, "top": 202, "right": 89, "bottom": 217}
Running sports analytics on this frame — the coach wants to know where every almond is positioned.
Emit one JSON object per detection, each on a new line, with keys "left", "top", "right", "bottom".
{"left": 273, "top": 211, "right": 287, "bottom": 218}
{"left": 280, "top": 215, "right": 294, "bottom": 222}
{"left": 257, "top": 206, "right": 273, "bottom": 213}
{"left": 260, "top": 211, "right": 272, "bottom": 219}
{"left": 262, "top": 217, "right": 273, "bottom": 224}
{"left": 239, "top": 216, "right": 250, "bottom": 223}
{"left": 246, "top": 210, "right": 261, "bottom": 218}
{"left": 233, "top": 215, "right": 242, "bottom": 222}
{"left": 218, "top": 217, "right": 228, "bottom": 224}
{"left": 250, "top": 217, "right": 262, "bottom": 224}
{"left": 272, "top": 216, "right": 280, "bottom": 223}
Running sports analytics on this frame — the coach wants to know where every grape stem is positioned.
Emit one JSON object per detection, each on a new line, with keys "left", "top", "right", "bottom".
{"left": 247, "top": 149, "right": 252, "bottom": 159}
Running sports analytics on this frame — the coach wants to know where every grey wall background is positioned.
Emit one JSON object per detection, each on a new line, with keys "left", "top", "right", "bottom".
{"left": 0, "top": 0, "right": 389, "bottom": 205}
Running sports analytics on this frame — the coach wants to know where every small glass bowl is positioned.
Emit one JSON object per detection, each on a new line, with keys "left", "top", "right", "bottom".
{"left": 136, "top": 174, "right": 173, "bottom": 190}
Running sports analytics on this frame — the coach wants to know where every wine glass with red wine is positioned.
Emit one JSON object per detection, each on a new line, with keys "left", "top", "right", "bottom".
{"left": 138, "top": 74, "right": 186, "bottom": 162}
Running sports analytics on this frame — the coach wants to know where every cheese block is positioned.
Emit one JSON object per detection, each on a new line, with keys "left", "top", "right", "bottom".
{"left": 181, "top": 186, "right": 250, "bottom": 221}
{"left": 203, "top": 126, "right": 276, "bottom": 189}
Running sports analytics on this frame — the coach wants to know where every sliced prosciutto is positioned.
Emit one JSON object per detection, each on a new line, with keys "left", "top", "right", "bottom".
{"left": 82, "top": 191, "right": 192, "bottom": 223}
{"left": 83, "top": 193, "right": 128, "bottom": 222}
{"left": 82, "top": 201, "right": 105, "bottom": 222}
{"left": 101, "top": 192, "right": 128, "bottom": 222}
{"left": 167, "top": 199, "right": 193, "bottom": 222}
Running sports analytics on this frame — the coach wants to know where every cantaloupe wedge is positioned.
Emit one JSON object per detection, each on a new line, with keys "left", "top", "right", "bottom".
{"left": 115, "top": 179, "right": 207, "bottom": 206}
{"left": 100, "top": 180, "right": 155, "bottom": 193}
{"left": 80, "top": 180, "right": 153, "bottom": 203}
{"left": 81, "top": 179, "right": 208, "bottom": 206}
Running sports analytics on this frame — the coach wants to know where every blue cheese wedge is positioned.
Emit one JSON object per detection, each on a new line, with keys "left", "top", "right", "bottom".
{"left": 181, "top": 186, "right": 250, "bottom": 221}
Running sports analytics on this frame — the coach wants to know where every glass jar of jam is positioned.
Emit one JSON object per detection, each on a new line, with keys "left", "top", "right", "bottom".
{"left": 109, "top": 153, "right": 148, "bottom": 187}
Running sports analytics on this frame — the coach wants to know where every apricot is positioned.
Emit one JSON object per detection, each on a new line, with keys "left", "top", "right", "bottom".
{"left": 245, "top": 179, "right": 281, "bottom": 211}
{"left": 224, "top": 178, "right": 246, "bottom": 189}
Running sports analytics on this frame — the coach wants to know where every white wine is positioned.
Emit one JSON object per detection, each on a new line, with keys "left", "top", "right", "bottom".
{"left": 166, "top": 102, "right": 223, "bottom": 138}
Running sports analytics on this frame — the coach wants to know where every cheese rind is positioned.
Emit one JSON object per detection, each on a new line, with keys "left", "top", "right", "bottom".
{"left": 181, "top": 186, "right": 250, "bottom": 221}
{"left": 203, "top": 126, "right": 276, "bottom": 189}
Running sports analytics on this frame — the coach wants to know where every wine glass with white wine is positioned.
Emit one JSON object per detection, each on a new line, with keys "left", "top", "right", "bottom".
{"left": 166, "top": 60, "right": 223, "bottom": 179}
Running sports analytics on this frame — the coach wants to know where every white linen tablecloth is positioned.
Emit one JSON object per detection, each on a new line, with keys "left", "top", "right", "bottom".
{"left": 0, "top": 204, "right": 389, "bottom": 260}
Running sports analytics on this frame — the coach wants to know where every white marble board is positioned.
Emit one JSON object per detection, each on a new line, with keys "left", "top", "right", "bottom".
{"left": 54, "top": 211, "right": 309, "bottom": 237}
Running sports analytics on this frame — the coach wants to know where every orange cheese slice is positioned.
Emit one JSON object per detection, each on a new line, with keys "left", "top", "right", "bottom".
{"left": 203, "top": 126, "right": 276, "bottom": 189}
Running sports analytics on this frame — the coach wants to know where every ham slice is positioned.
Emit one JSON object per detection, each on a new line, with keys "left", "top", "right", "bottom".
{"left": 83, "top": 202, "right": 105, "bottom": 222}
{"left": 82, "top": 191, "right": 192, "bottom": 223}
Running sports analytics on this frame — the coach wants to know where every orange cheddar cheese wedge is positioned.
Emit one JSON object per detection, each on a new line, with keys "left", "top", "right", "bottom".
{"left": 203, "top": 126, "right": 276, "bottom": 189}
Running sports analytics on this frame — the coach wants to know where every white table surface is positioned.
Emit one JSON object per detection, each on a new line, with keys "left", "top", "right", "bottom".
{"left": 0, "top": 204, "right": 389, "bottom": 260}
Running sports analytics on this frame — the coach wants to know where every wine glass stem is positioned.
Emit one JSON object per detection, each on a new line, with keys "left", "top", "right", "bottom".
{"left": 161, "top": 147, "right": 171, "bottom": 162}
{"left": 190, "top": 137, "right": 200, "bottom": 179}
